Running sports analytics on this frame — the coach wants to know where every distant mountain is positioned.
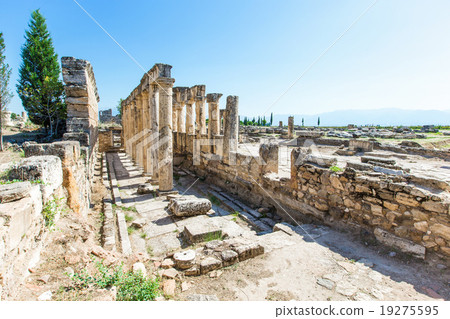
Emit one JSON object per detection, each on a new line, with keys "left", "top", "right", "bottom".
{"left": 266, "top": 108, "right": 450, "bottom": 127}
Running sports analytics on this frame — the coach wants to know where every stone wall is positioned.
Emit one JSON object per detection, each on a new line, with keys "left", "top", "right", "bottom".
{"left": 175, "top": 141, "right": 449, "bottom": 260}
{"left": 61, "top": 57, "right": 99, "bottom": 154}
{"left": 99, "top": 128, "right": 123, "bottom": 153}
{"left": 0, "top": 156, "right": 64, "bottom": 300}
{"left": 23, "top": 141, "right": 91, "bottom": 218}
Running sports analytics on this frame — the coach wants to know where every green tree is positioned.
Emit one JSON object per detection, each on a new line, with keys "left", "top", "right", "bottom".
{"left": 0, "top": 32, "right": 13, "bottom": 151}
{"left": 270, "top": 112, "right": 273, "bottom": 126}
{"left": 302, "top": 117, "right": 304, "bottom": 126}
{"left": 117, "top": 98, "right": 124, "bottom": 118}
{"left": 317, "top": 116, "right": 320, "bottom": 126}
{"left": 17, "top": 9, "right": 65, "bottom": 137}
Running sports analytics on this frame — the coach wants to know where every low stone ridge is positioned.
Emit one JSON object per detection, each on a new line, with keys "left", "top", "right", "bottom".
{"left": 162, "top": 239, "right": 264, "bottom": 277}
{"left": 361, "top": 156, "right": 396, "bottom": 165}
{"left": 169, "top": 197, "right": 212, "bottom": 217}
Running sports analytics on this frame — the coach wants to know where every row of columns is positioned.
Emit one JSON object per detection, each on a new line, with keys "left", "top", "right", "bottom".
{"left": 122, "top": 64, "right": 240, "bottom": 192}
{"left": 122, "top": 64, "right": 174, "bottom": 192}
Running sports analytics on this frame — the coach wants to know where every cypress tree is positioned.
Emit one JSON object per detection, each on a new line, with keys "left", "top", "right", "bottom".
{"left": 17, "top": 9, "right": 65, "bottom": 137}
{"left": 270, "top": 112, "right": 273, "bottom": 126}
{"left": 0, "top": 32, "right": 13, "bottom": 151}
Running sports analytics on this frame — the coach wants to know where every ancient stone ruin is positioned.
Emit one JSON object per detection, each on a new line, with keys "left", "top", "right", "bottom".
{"left": 0, "top": 57, "right": 449, "bottom": 301}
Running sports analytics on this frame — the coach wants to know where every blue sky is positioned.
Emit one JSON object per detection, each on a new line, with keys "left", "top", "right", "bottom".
{"left": 1, "top": 0, "right": 449, "bottom": 117}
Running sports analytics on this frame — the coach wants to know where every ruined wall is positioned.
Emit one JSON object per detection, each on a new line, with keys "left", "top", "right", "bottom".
{"left": 0, "top": 156, "right": 64, "bottom": 300}
{"left": 24, "top": 141, "right": 91, "bottom": 218}
{"left": 62, "top": 57, "right": 99, "bottom": 151}
{"left": 176, "top": 141, "right": 450, "bottom": 260}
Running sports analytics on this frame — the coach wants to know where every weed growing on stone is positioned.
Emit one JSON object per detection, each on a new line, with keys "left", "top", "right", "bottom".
{"left": 42, "top": 197, "right": 65, "bottom": 228}
{"left": 124, "top": 214, "right": 134, "bottom": 222}
{"left": 119, "top": 205, "right": 137, "bottom": 213}
{"left": 70, "top": 259, "right": 160, "bottom": 301}
{"left": 231, "top": 211, "right": 240, "bottom": 222}
{"left": 329, "top": 165, "right": 343, "bottom": 173}
{"left": 208, "top": 194, "right": 221, "bottom": 206}
{"left": 140, "top": 232, "right": 147, "bottom": 239}
{"left": 204, "top": 231, "right": 222, "bottom": 242}
{"left": 127, "top": 226, "right": 136, "bottom": 235}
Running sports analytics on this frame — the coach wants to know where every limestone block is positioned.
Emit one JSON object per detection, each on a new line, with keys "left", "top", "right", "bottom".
{"left": 220, "top": 250, "right": 238, "bottom": 267}
{"left": 0, "top": 185, "right": 42, "bottom": 250}
{"left": 232, "top": 242, "right": 264, "bottom": 262}
{"left": 259, "top": 142, "right": 279, "bottom": 174}
{"left": 395, "top": 193, "right": 420, "bottom": 207}
{"left": 361, "top": 156, "right": 396, "bottom": 165}
{"left": 9, "top": 156, "right": 63, "bottom": 201}
{"left": 169, "top": 198, "right": 212, "bottom": 217}
{"left": 23, "top": 141, "right": 80, "bottom": 166}
{"left": 421, "top": 200, "right": 446, "bottom": 214}
{"left": 305, "top": 154, "right": 337, "bottom": 168}
{"left": 349, "top": 139, "right": 374, "bottom": 152}
{"left": 0, "top": 182, "right": 32, "bottom": 203}
{"left": 374, "top": 228, "right": 425, "bottom": 259}
{"left": 200, "top": 257, "right": 222, "bottom": 274}
{"left": 429, "top": 224, "right": 450, "bottom": 241}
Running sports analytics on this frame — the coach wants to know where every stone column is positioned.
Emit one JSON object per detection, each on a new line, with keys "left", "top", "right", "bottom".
{"left": 185, "top": 88, "right": 195, "bottom": 135}
{"left": 279, "top": 121, "right": 283, "bottom": 128}
{"left": 172, "top": 100, "right": 178, "bottom": 133}
{"left": 177, "top": 103, "right": 185, "bottom": 133}
{"left": 132, "top": 100, "right": 138, "bottom": 161}
{"left": 288, "top": 116, "right": 294, "bottom": 139}
{"left": 220, "top": 109, "right": 227, "bottom": 135}
{"left": 223, "top": 96, "right": 239, "bottom": 164}
{"left": 194, "top": 85, "right": 206, "bottom": 137}
{"left": 150, "top": 83, "right": 159, "bottom": 178}
{"left": 137, "top": 94, "right": 146, "bottom": 167}
{"left": 207, "top": 93, "right": 222, "bottom": 139}
{"left": 157, "top": 77, "right": 175, "bottom": 192}
{"left": 141, "top": 91, "right": 151, "bottom": 173}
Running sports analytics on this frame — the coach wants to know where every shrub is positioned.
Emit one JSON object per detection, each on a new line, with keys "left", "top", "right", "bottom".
{"left": 71, "top": 259, "right": 160, "bottom": 301}
{"left": 42, "top": 197, "right": 64, "bottom": 228}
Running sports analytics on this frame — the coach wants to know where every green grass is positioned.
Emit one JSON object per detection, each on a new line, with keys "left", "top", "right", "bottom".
{"left": 231, "top": 211, "right": 240, "bottom": 222}
{"left": 124, "top": 214, "right": 134, "bottom": 222}
{"left": 203, "top": 231, "right": 222, "bottom": 242}
{"left": 208, "top": 194, "right": 222, "bottom": 206}
{"left": 112, "top": 204, "right": 138, "bottom": 213}
{"left": 127, "top": 226, "right": 136, "bottom": 235}
{"left": 70, "top": 259, "right": 161, "bottom": 301}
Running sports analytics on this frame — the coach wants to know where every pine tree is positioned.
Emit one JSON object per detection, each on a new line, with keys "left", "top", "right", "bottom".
{"left": 270, "top": 112, "right": 273, "bottom": 126}
{"left": 0, "top": 32, "right": 13, "bottom": 151}
{"left": 317, "top": 116, "right": 320, "bottom": 126}
{"left": 17, "top": 9, "right": 65, "bottom": 137}
{"left": 302, "top": 117, "right": 304, "bottom": 126}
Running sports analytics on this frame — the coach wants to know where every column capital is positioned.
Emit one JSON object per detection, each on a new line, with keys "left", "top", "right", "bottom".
{"left": 206, "top": 93, "right": 223, "bottom": 103}
{"left": 155, "top": 77, "right": 175, "bottom": 88}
